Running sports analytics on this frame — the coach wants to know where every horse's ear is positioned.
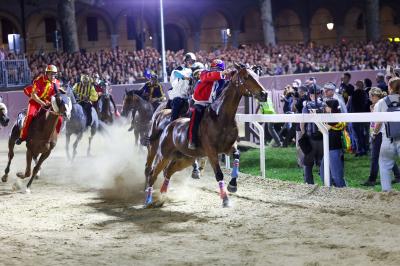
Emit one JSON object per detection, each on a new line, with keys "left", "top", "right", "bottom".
{"left": 234, "top": 62, "right": 241, "bottom": 70}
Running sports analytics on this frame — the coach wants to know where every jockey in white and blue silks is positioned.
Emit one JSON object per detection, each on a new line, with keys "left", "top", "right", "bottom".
{"left": 168, "top": 52, "right": 196, "bottom": 121}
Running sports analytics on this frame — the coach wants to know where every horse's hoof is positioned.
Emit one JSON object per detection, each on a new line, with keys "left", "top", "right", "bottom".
{"left": 222, "top": 196, "right": 230, "bottom": 208}
{"left": 1, "top": 175, "right": 7, "bottom": 183}
{"left": 191, "top": 171, "right": 200, "bottom": 179}
{"left": 227, "top": 184, "right": 237, "bottom": 193}
{"left": 144, "top": 200, "right": 164, "bottom": 209}
{"left": 16, "top": 172, "right": 27, "bottom": 179}
{"left": 24, "top": 188, "right": 31, "bottom": 194}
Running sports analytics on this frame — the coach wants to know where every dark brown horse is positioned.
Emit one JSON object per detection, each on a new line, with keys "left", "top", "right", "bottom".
{"left": 121, "top": 89, "right": 155, "bottom": 146}
{"left": 97, "top": 91, "right": 115, "bottom": 124}
{"left": 2, "top": 93, "right": 71, "bottom": 192}
{"left": 144, "top": 63, "right": 268, "bottom": 207}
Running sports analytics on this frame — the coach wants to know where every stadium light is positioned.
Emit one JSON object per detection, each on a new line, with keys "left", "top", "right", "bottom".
{"left": 160, "top": 0, "right": 168, "bottom": 83}
{"left": 326, "top": 22, "right": 334, "bottom": 31}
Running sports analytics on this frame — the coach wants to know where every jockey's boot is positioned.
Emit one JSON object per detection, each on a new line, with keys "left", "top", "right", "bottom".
{"left": 15, "top": 138, "right": 25, "bottom": 145}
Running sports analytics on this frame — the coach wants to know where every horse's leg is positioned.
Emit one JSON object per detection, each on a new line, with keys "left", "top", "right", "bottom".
{"left": 145, "top": 154, "right": 170, "bottom": 206}
{"left": 228, "top": 144, "right": 240, "bottom": 193}
{"left": 26, "top": 151, "right": 51, "bottom": 191}
{"left": 162, "top": 157, "right": 195, "bottom": 193}
{"left": 33, "top": 156, "right": 40, "bottom": 179}
{"left": 2, "top": 133, "right": 17, "bottom": 182}
{"left": 72, "top": 132, "right": 83, "bottom": 160}
{"left": 17, "top": 148, "right": 33, "bottom": 179}
{"left": 199, "top": 158, "right": 207, "bottom": 175}
{"left": 208, "top": 152, "right": 230, "bottom": 207}
{"left": 144, "top": 140, "right": 158, "bottom": 184}
{"left": 88, "top": 126, "right": 96, "bottom": 157}
{"left": 66, "top": 133, "right": 71, "bottom": 161}
{"left": 133, "top": 128, "right": 139, "bottom": 146}
{"left": 191, "top": 159, "right": 200, "bottom": 179}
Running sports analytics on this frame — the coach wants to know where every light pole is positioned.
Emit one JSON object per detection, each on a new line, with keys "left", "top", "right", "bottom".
{"left": 160, "top": 0, "right": 168, "bottom": 83}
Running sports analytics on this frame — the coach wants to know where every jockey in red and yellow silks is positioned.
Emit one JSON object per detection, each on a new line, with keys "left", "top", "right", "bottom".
{"left": 16, "top": 64, "right": 62, "bottom": 145}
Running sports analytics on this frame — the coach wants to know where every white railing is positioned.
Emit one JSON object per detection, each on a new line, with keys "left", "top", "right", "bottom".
{"left": 232, "top": 112, "right": 400, "bottom": 187}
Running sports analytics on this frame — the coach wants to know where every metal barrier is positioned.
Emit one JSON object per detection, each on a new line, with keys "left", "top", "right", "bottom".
{"left": 0, "top": 60, "right": 31, "bottom": 88}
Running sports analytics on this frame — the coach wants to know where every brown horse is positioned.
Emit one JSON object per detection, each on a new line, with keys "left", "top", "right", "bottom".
{"left": 97, "top": 91, "right": 115, "bottom": 124}
{"left": 121, "top": 89, "right": 155, "bottom": 146}
{"left": 144, "top": 63, "right": 268, "bottom": 207}
{"left": 3, "top": 93, "right": 71, "bottom": 192}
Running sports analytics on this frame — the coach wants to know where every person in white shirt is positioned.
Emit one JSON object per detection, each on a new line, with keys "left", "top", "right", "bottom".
{"left": 373, "top": 77, "right": 400, "bottom": 191}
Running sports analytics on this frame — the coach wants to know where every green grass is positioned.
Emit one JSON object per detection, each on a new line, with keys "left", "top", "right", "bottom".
{"left": 240, "top": 146, "right": 400, "bottom": 191}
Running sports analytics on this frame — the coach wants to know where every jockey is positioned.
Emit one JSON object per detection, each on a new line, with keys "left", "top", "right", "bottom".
{"left": 168, "top": 52, "right": 196, "bottom": 121}
{"left": 137, "top": 71, "right": 166, "bottom": 110}
{"left": 73, "top": 74, "right": 99, "bottom": 126}
{"left": 16, "top": 64, "right": 63, "bottom": 145}
{"left": 188, "top": 59, "right": 231, "bottom": 149}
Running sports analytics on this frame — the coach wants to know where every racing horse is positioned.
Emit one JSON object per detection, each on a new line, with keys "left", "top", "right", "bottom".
{"left": 97, "top": 89, "right": 115, "bottom": 124}
{"left": 65, "top": 86, "right": 100, "bottom": 160}
{"left": 4, "top": 93, "right": 72, "bottom": 191}
{"left": 121, "top": 89, "right": 154, "bottom": 146}
{"left": 122, "top": 90, "right": 206, "bottom": 179}
{"left": 144, "top": 63, "right": 268, "bottom": 207}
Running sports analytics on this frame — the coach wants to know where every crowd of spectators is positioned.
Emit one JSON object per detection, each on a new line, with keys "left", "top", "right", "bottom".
{"left": 259, "top": 69, "right": 400, "bottom": 191}
{"left": 2, "top": 41, "right": 399, "bottom": 85}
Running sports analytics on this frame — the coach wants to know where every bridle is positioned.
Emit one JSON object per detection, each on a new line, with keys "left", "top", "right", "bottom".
{"left": 232, "top": 68, "right": 252, "bottom": 96}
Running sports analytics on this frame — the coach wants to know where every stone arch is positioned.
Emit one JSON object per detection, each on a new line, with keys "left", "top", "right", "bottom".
{"left": 238, "top": 7, "right": 263, "bottom": 45}
{"left": 310, "top": 8, "right": 337, "bottom": 44}
{"left": 76, "top": 9, "right": 114, "bottom": 51}
{"left": 164, "top": 23, "right": 185, "bottom": 51}
{"left": 275, "top": 9, "right": 303, "bottom": 43}
{"left": 26, "top": 10, "right": 59, "bottom": 53}
{"left": 342, "top": 7, "right": 366, "bottom": 41}
{"left": 200, "top": 10, "right": 230, "bottom": 51}
{"left": 380, "top": 5, "right": 400, "bottom": 39}
{"left": 0, "top": 11, "right": 22, "bottom": 48}
{"left": 115, "top": 9, "right": 153, "bottom": 50}
{"left": 164, "top": 9, "right": 195, "bottom": 51}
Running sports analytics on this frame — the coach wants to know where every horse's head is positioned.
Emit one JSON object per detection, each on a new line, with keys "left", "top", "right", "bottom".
{"left": 51, "top": 93, "right": 72, "bottom": 120}
{"left": 121, "top": 89, "right": 141, "bottom": 117}
{"left": 231, "top": 63, "right": 268, "bottom": 102}
{"left": 0, "top": 96, "right": 9, "bottom": 127}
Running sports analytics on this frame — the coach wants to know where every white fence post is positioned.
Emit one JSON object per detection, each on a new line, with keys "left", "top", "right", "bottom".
{"left": 251, "top": 121, "right": 265, "bottom": 179}
{"left": 315, "top": 122, "right": 330, "bottom": 187}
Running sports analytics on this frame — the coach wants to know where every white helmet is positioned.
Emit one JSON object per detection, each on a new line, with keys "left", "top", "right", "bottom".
{"left": 184, "top": 52, "right": 196, "bottom": 62}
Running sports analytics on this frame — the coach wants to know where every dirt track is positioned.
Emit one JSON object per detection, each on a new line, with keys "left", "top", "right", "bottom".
{"left": 1, "top": 127, "right": 400, "bottom": 266}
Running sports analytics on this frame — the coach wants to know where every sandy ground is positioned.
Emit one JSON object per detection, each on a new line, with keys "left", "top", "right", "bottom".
{"left": 0, "top": 126, "right": 400, "bottom": 266}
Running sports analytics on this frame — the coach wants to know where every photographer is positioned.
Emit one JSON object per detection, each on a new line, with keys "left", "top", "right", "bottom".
{"left": 279, "top": 85, "right": 296, "bottom": 147}
{"left": 292, "top": 84, "right": 308, "bottom": 167}
{"left": 300, "top": 84, "right": 324, "bottom": 184}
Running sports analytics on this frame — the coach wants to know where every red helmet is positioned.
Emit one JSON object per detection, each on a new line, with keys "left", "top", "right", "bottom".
{"left": 210, "top": 59, "right": 225, "bottom": 71}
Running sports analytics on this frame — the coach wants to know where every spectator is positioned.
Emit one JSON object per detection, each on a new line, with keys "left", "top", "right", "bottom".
{"left": 374, "top": 77, "right": 400, "bottom": 191}
{"left": 323, "top": 82, "right": 347, "bottom": 113}
{"left": 362, "top": 87, "right": 400, "bottom": 186}
{"left": 376, "top": 72, "right": 388, "bottom": 93}
{"left": 300, "top": 85, "right": 324, "bottom": 184}
{"left": 256, "top": 97, "right": 283, "bottom": 147}
{"left": 350, "top": 80, "right": 369, "bottom": 156}
{"left": 320, "top": 98, "right": 346, "bottom": 187}
{"left": 292, "top": 85, "right": 308, "bottom": 167}
{"left": 339, "top": 72, "right": 354, "bottom": 104}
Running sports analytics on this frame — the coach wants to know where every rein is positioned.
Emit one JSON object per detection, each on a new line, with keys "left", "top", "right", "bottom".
{"left": 232, "top": 69, "right": 251, "bottom": 96}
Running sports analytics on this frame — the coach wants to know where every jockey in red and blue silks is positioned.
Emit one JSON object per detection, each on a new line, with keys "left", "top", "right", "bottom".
{"left": 188, "top": 59, "right": 230, "bottom": 149}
